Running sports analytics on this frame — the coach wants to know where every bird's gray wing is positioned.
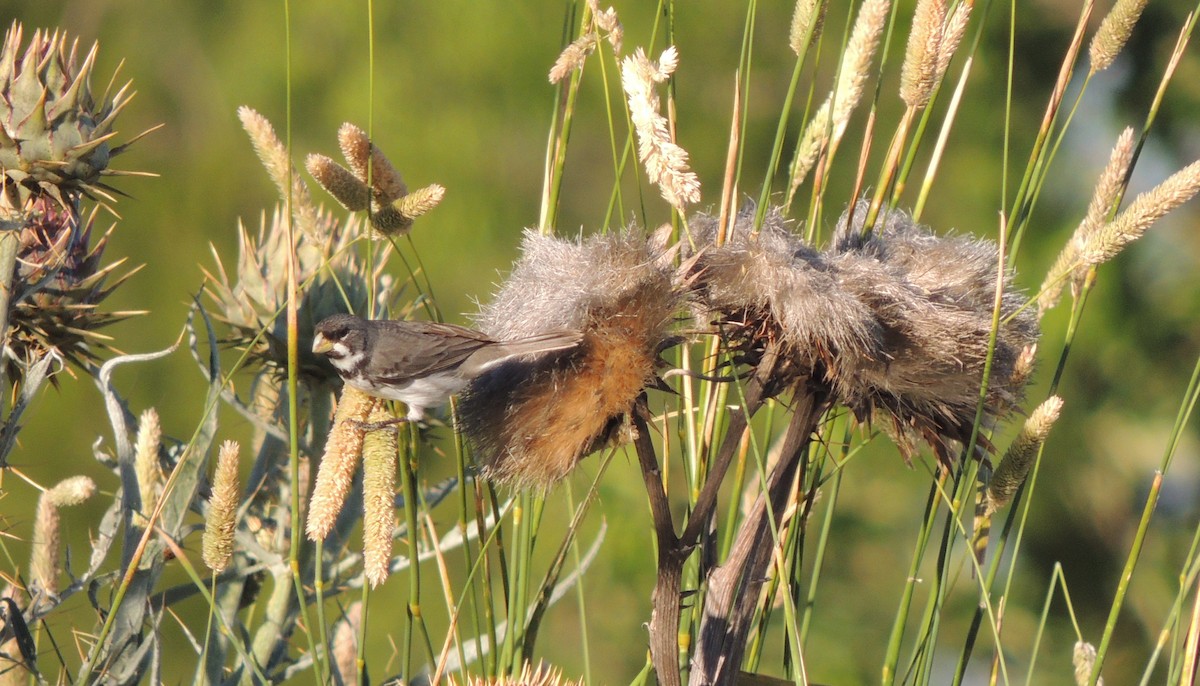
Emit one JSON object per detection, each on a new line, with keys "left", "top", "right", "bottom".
{"left": 366, "top": 321, "right": 494, "bottom": 381}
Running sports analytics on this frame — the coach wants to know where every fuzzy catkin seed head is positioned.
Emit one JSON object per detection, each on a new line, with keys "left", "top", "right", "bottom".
{"left": 202, "top": 440, "right": 241, "bottom": 572}
{"left": 306, "top": 387, "right": 378, "bottom": 540}
{"left": 361, "top": 403, "right": 398, "bottom": 587}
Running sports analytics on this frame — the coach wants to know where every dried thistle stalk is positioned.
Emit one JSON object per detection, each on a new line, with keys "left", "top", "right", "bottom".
{"left": 306, "top": 387, "right": 379, "bottom": 541}
{"left": 202, "top": 441, "right": 241, "bottom": 572}
{"left": 986, "top": 395, "right": 1063, "bottom": 515}
{"left": 361, "top": 404, "right": 398, "bottom": 587}
{"left": 621, "top": 46, "right": 701, "bottom": 211}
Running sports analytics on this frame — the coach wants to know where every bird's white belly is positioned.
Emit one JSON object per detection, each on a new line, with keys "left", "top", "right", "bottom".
{"left": 345, "top": 374, "right": 469, "bottom": 418}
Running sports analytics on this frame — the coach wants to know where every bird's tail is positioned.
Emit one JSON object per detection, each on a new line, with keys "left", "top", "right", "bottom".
{"left": 477, "top": 331, "right": 583, "bottom": 370}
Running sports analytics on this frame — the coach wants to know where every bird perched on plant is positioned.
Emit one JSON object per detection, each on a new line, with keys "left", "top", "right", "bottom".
{"left": 311, "top": 313, "right": 582, "bottom": 421}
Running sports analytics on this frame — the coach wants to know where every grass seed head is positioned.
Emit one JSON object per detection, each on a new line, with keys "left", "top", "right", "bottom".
{"left": 202, "top": 441, "right": 241, "bottom": 572}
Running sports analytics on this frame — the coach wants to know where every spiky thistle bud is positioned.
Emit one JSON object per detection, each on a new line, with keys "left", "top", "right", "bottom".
{"left": 452, "top": 662, "right": 582, "bottom": 686}
{"left": 307, "top": 387, "right": 379, "bottom": 540}
{"left": 361, "top": 403, "right": 398, "bottom": 587}
{"left": 202, "top": 441, "right": 241, "bottom": 572}
{"left": 0, "top": 22, "right": 152, "bottom": 210}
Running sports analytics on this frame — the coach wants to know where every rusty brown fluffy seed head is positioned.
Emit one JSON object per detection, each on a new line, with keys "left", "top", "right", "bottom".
{"left": 690, "top": 203, "right": 1039, "bottom": 465}
{"left": 460, "top": 229, "right": 679, "bottom": 489}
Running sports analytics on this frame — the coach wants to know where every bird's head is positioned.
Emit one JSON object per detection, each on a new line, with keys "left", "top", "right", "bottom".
{"left": 312, "top": 314, "right": 369, "bottom": 364}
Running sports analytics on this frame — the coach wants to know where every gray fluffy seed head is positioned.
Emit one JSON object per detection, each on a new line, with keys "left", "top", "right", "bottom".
{"left": 689, "top": 207, "right": 881, "bottom": 371}
{"left": 691, "top": 203, "right": 1039, "bottom": 464}
{"left": 832, "top": 202, "right": 1038, "bottom": 460}
{"left": 474, "top": 228, "right": 675, "bottom": 339}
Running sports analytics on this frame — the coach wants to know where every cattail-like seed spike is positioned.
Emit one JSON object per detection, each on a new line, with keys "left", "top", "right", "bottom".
{"left": 306, "top": 154, "right": 370, "bottom": 211}
{"left": 789, "top": 0, "right": 827, "bottom": 55}
{"left": 788, "top": 0, "right": 891, "bottom": 195}
{"left": 1080, "top": 160, "right": 1200, "bottom": 269}
{"left": 133, "top": 408, "right": 162, "bottom": 527}
{"left": 393, "top": 184, "right": 446, "bottom": 224}
{"left": 1073, "top": 640, "right": 1104, "bottom": 686}
{"left": 202, "top": 441, "right": 241, "bottom": 572}
{"left": 306, "top": 387, "right": 379, "bottom": 541}
{"left": 337, "top": 122, "right": 372, "bottom": 182}
{"left": 1038, "top": 128, "right": 1134, "bottom": 315}
{"left": 31, "top": 476, "right": 96, "bottom": 595}
{"left": 589, "top": 1, "right": 623, "bottom": 52}
{"left": 900, "top": 0, "right": 947, "bottom": 108}
{"left": 934, "top": 3, "right": 971, "bottom": 84}
{"left": 986, "top": 396, "right": 1063, "bottom": 515}
{"left": 361, "top": 404, "right": 398, "bottom": 587}
{"left": 237, "top": 106, "right": 319, "bottom": 238}
{"left": 333, "top": 603, "right": 363, "bottom": 686}
{"left": 1089, "top": 0, "right": 1147, "bottom": 73}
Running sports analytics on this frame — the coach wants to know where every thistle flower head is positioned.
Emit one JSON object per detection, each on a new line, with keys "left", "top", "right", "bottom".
{"left": 203, "top": 206, "right": 392, "bottom": 390}
{"left": 6, "top": 197, "right": 141, "bottom": 387}
{"left": 461, "top": 228, "right": 680, "bottom": 488}
{"left": 828, "top": 203, "right": 1039, "bottom": 462}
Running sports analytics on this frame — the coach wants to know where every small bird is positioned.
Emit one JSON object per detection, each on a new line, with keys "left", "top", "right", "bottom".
{"left": 312, "top": 313, "right": 583, "bottom": 421}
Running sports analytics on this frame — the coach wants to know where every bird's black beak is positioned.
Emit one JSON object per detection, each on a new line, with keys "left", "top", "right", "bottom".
{"left": 312, "top": 332, "right": 333, "bottom": 355}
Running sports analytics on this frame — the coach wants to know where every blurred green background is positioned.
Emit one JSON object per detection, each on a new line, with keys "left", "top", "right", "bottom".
{"left": 2, "top": 1, "right": 1199, "bottom": 683}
